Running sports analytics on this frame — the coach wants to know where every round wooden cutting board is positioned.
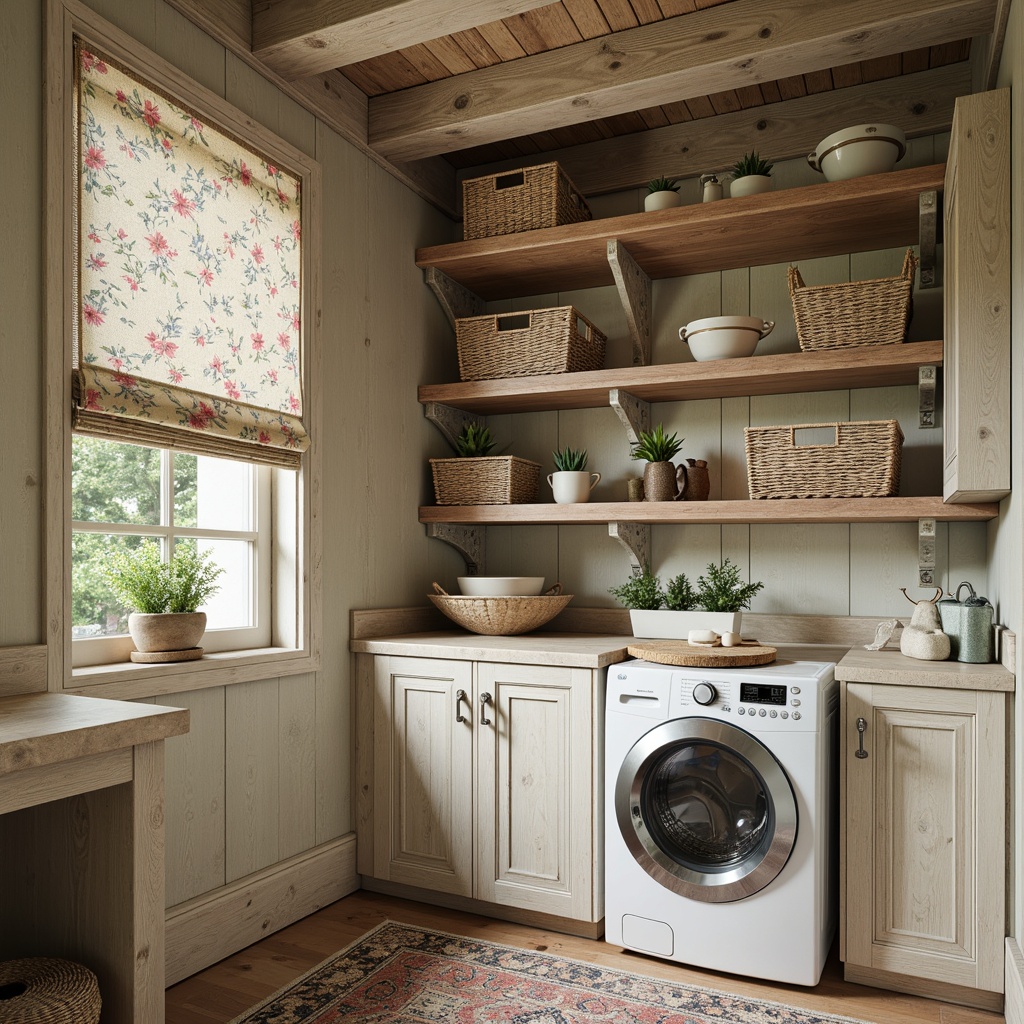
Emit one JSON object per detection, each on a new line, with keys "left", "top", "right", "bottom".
{"left": 627, "top": 639, "right": 777, "bottom": 668}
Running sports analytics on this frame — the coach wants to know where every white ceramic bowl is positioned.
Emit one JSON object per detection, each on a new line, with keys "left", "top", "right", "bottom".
{"left": 678, "top": 316, "right": 774, "bottom": 361}
{"left": 807, "top": 123, "right": 907, "bottom": 181}
{"left": 457, "top": 576, "right": 545, "bottom": 596}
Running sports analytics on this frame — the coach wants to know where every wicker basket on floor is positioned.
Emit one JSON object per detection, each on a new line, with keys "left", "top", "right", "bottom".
{"left": 0, "top": 958, "right": 101, "bottom": 1024}
{"left": 745, "top": 420, "right": 904, "bottom": 499}
{"left": 456, "top": 306, "right": 606, "bottom": 381}
{"left": 788, "top": 248, "right": 917, "bottom": 351}
{"left": 430, "top": 456, "right": 540, "bottom": 505}
{"left": 462, "top": 162, "right": 591, "bottom": 240}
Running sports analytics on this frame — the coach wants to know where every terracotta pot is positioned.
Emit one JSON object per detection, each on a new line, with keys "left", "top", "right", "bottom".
{"left": 643, "top": 461, "right": 678, "bottom": 501}
{"left": 128, "top": 611, "right": 207, "bottom": 653}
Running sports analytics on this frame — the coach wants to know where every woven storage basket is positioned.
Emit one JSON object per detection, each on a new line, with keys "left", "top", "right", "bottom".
{"left": 430, "top": 456, "right": 540, "bottom": 505}
{"left": 788, "top": 248, "right": 918, "bottom": 351}
{"left": 745, "top": 420, "right": 903, "bottom": 499}
{"left": 456, "top": 306, "right": 606, "bottom": 381}
{"left": 462, "top": 162, "right": 591, "bottom": 240}
{"left": 430, "top": 583, "right": 572, "bottom": 635}
{"left": 0, "top": 958, "right": 101, "bottom": 1024}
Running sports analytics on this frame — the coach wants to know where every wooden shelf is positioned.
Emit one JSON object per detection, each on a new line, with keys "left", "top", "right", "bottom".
{"left": 416, "top": 164, "right": 945, "bottom": 300}
{"left": 419, "top": 497, "right": 998, "bottom": 526}
{"left": 419, "top": 341, "right": 943, "bottom": 415}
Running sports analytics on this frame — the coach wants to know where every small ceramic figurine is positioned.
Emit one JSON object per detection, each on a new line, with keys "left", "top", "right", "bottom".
{"left": 897, "top": 587, "right": 950, "bottom": 661}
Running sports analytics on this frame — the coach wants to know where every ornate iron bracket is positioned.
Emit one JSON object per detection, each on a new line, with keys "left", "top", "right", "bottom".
{"left": 427, "top": 524, "right": 485, "bottom": 575}
{"left": 917, "top": 517, "right": 937, "bottom": 588}
{"left": 918, "top": 365, "right": 937, "bottom": 429}
{"left": 609, "top": 522, "right": 651, "bottom": 573}
{"left": 423, "top": 266, "right": 486, "bottom": 328}
{"left": 607, "top": 240, "right": 652, "bottom": 366}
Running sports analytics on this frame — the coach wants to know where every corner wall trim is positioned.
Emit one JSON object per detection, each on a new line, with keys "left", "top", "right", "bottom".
{"left": 1006, "top": 939, "right": 1024, "bottom": 1024}
{"left": 165, "top": 833, "right": 358, "bottom": 985}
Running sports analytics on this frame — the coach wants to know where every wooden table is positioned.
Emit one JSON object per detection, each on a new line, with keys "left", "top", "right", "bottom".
{"left": 0, "top": 692, "right": 189, "bottom": 1023}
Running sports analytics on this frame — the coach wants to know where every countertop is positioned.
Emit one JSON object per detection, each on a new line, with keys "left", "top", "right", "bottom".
{"left": 836, "top": 648, "right": 1014, "bottom": 691}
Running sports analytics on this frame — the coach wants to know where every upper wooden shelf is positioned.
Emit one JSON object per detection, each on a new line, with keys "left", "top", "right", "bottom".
{"left": 419, "top": 497, "right": 998, "bottom": 527}
{"left": 419, "top": 341, "right": 943, "bottom": 415}
{"left": 416, "top": 164, "right": 945, "bottom": 300}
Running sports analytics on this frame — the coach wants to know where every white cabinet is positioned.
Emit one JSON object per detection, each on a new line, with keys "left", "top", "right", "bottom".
{"left": 359, "top": 653, "right": 604, "bottom": 930}
{"left": 839, "top": 659, "right": 1009, "bottom": 1011}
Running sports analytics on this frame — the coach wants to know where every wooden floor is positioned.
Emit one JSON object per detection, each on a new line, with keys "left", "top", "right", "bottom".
{"left": 165, "top": 890, "right": 1004, "bottom": 1024}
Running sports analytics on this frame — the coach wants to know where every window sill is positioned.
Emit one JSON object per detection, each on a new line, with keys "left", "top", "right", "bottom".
{"left": 65, "top": 646, "right": 319, "bottom": 700}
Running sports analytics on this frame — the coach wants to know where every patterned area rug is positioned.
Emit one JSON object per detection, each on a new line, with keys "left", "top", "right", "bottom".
{"left": 230, "top": 921, "right": 873, "bottom": 1024}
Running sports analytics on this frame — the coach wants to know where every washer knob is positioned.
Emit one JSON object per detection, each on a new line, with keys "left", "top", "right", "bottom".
{"left": 692, "top": 682, "right": 717, "bottom": 706}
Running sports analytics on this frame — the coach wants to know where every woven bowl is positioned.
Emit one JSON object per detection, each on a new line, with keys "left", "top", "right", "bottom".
{"left": 430, "top": 583, "right": 572, "bottom": 635}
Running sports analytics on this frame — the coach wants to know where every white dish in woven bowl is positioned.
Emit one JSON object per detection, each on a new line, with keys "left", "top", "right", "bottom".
{"left": 458, "top": 576, "right": 545, "bottom": 596}
{"left": 678, "top": 316, "right": 774, "bottom": 361}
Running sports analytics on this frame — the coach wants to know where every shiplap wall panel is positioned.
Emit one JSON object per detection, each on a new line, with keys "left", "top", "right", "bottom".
{"left": 752, "top": 523, "right": 852, "bottom": 615}
{"left": 279, "top": 671, "right": 317, "bottom": 861}
{"left": 153, "top": 1, "right": 224, "bottom": 93}
{"left": 150, "top": 689, "right": 227, "bottom": 907}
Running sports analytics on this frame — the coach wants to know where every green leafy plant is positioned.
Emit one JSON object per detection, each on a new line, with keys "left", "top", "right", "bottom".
{"left": 608, "top": 567, "right": 664, "bottom": 610}
{"left": 552, "top": 445, "right": 588, "bottom": 472}
{"left": 731, "top": 151, "right": 773, "bottom": 179}
{"left": 647, "top": 176, "right": 680, "bottom": 195}
{"left": 455, "top": 422, "right": 496, "bottom": 457}
{"left": 103, "top": 543, "right": 224, "bottom": 614}
{"left": 630, "top": 423, "right": 684, "bottom": 463}
{"left": 696, "top": 558, "right": 765, "bottom": 612}
{"left": 664, "top": 572, "right": 698, "bottom": 611}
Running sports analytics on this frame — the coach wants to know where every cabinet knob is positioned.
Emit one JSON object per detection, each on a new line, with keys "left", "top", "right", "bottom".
{"left": 856, "top": 716, "right": 869, "bottom": 759}
{"left": 480, "top": 692, "right": 492, "bottom": 726}
{"left": 455, "top": 689, "right": 468, "bottom": 723}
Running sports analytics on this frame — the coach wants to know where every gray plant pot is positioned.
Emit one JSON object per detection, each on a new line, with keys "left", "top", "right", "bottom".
{"left": 128, "top": 611, "right": 207, "bottom": 653}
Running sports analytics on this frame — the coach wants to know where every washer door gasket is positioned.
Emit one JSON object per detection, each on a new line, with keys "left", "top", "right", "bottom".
{"left": 615, "top": 717, "right": 797, "bottom": 903}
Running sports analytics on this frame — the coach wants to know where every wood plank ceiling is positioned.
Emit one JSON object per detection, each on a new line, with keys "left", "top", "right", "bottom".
{"left": 173, "top": 0, "right": 1007, "bottom": 215}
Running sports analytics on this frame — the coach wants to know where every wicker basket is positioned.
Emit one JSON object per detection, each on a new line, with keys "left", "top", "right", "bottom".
{"left": 430, "top": 583, "right": 572, "bottom": 635}
{"left": 788, "top": 249, "right": 918, "bottom": 351}
{"left": 745, "top": 420, "right": 903, "bottom": 499}
{"left": 0, "top": 958, "right": 101, "bottom": 1023}
{"left": 456, "top": 306, "right": 606, "bottom": 381}
{"left": 430, "top": 456, "right": 540, "bottom": 505}
{"left": 462, "top": 162, "right": 591, "bottom": 240}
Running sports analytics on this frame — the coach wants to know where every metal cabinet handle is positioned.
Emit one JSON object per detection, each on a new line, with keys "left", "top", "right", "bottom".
{"left": 480, "top": 692, "right": 492, "bottom": 726}
{"left": 855, "top": 717, "right": 869, "bottom": 759}
{"left": 455, "top": 689, "right": 468, "bottom": 723}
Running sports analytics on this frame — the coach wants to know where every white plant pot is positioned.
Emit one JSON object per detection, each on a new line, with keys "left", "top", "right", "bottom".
{"left": 729, "top": 175, "right": 773, "bottom": 198}
{"left": 644, "top": 190, "right": 681, "bottom": 212}
{"left": 629, "top": 609, "right": 742, "bottom": 639}
{"left": 548, "top": 470, "right": 601, "bottom": 503}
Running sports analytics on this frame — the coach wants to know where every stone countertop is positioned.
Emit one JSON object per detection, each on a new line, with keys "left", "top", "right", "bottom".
{"left": 836, "top": 648, "right": 1014, "bottom": 691}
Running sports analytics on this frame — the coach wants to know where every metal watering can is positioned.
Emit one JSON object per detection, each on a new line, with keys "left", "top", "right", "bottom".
{"left": 938, "top": 581, "right": 994, "bottom": 663}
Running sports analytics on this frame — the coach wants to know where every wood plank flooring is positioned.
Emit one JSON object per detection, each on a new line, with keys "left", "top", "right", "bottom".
{"left": 165, "top": 890, "right": 1004, "bottom": 1024}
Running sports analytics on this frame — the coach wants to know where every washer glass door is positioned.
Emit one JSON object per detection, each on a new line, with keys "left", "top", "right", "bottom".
{"left": 615, "top": 718, "right": 797, "bottom": 902}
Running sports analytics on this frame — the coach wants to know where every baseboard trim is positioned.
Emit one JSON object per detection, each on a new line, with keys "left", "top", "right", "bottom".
{"left": 165, "top": 833, "right": 358, "bottom": 985}
{"left": 1006, "top": 939, "right": 1024, "bottom": 1024}
{"left": 361, "top": 876, "right": 603, "bottom": 940}
{"left": 844, "top": 963, "right": 1003, "bottom": 1013}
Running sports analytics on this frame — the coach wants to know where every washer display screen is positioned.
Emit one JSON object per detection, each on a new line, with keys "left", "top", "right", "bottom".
{"left": 740, "top": 683, "right": 787, "bottom": 706}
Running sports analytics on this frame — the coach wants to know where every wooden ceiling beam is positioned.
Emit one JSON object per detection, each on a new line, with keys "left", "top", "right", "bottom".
{"left": 460, "top": 63, "right": 971, "bottom": 196}
{"left": 367, "top": 0, "right": 996, "bottom": 161}
{"left": 252, "top": 0, "right": 558, "bottom": 80}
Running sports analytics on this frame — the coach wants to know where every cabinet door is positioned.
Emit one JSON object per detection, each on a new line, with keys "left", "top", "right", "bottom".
{"left": 844, "top": 683, "right": 1005, "bottom": 993}
{"left": 475, "top": 662, "right": 601, "bottom": 921}
{"left": 372, "top": 655, "right": 474, "bottom": 896}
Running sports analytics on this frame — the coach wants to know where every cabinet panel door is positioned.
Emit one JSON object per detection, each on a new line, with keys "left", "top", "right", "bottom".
{"left": 373, "top": 656, "right": 474, "bottom": 895}
{"left": 845, "top": 683, "right": 1004, "bottom": 992}
{"left": 475, "top": 663, "right": 597, "bottom": 920}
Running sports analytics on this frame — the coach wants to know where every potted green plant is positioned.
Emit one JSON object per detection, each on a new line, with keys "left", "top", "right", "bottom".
{"left": 729, "top": 151, "right": 774, "bottom": 198}
{"left": 630, "top": 424, "right": 683, "bottom": 501}
{"left": 430, "top": 422, "right": 541, "bottom": 505}
{"left": 103, "top": 543, "right": 223, "bottom": 662}
{"left": 611, "top": 558, "right": 764, "bottom": 637}
{"left": 548, "top": 445, "right": 601, "bottom": 503}
{"left": 644, "top": 176, "right": 681, "bottom": 212}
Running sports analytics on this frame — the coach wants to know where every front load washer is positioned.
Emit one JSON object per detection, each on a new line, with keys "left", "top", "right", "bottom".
{"left": 605, "top": 657, "right": 838, "bottom": 986}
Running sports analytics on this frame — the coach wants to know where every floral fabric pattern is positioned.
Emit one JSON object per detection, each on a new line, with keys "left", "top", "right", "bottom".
{"left": 76, "top": 41, "right": 307, "bottom": 460}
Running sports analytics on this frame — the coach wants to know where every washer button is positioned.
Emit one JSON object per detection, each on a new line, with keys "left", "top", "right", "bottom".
{"left": 758, "top": 708, "right": 767, "bottom": 718}
{"left": 737, "top": 707, "right": 746, "bottom": 715}
{"left": 790, "top": 686, "right": 801, "bottom": 694}
{"left": 792, "top": 711, "right": 802, "bottom": 721}
{"left": 791, "top": 698, "right": 801, "bottom": 707}
{"left": 781, "top": 711, "right": 789, "bottom": 719}
{"left": 769, "top": 710, "right": 777, "bottom": 718}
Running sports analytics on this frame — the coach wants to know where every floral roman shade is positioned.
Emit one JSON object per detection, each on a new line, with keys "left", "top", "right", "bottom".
{"left": 74, "top": 42, "right": 308, "bottom": 468}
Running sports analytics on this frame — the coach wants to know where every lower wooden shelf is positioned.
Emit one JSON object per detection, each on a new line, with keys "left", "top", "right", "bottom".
{"left": 419, "top": 497, "right": 998, "bottom": 526}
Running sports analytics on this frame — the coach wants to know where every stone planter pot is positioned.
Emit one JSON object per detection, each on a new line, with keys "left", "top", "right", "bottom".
{"left": 643, "top": 461, "right": 678, "bottom": 501}
{"left": 644, "top": 190, "right": 681, "bottom": 212}
{"left": 729, "top": 175, "right": 773, "bottom": 198}
{"left": 629, "top": 609, "right": 743, "bottom": 639}
{"left": 128, "top": 611, "right": 206, "bottom": 655}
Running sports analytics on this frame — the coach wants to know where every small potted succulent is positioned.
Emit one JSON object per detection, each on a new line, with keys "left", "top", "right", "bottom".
{"left": 644, "top": 176, "right": 681, "bottom": 212}
{"left": 729, "top": 151, "right": 774, "bottom": 198}
{"left": 430, "top": 422, "right": 540, "bottom": 505}
{"left": 548, "top": 445, "right": 601, "bottom": 504}
{"left": 103, "top": 543, "right": 223, "bottom": 662}
{"left": 629, "top": 423, "right": 683, "bottom": 501}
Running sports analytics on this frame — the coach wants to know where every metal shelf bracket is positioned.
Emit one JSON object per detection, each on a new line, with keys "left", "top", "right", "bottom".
{"left": 424, "top": 402, "right": 479, "bottom": 452}
{"left": 919, "top": 365, "right": 938, "bottom": 428}
{"left": 424, "top": 266, "right": 486, "bottom": 329}
{"left": 609, "top": 388, "right": 651, "bottom": 446}
{"left": 918, "top": 189, "right": 942, "bottom": 289}
{"left": 427, "top": 524, "right": 485, "bottom": 575}
{"left": 918, "top": 517, "right": 937, "bottom": 587}
{"left": 607, "top": 240, "right": 652, "bottom": 366}
{"left": 609, "top": 522, "right": 651, "bottom": 572}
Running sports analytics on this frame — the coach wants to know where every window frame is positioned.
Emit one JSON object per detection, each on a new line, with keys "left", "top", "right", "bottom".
{"left": 45, "top": 0, "right": 322, "bottom": 698}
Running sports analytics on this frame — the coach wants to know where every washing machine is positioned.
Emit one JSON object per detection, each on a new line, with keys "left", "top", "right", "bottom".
{"left": 605, "top": 657, "right": 838, "bottom": 986}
